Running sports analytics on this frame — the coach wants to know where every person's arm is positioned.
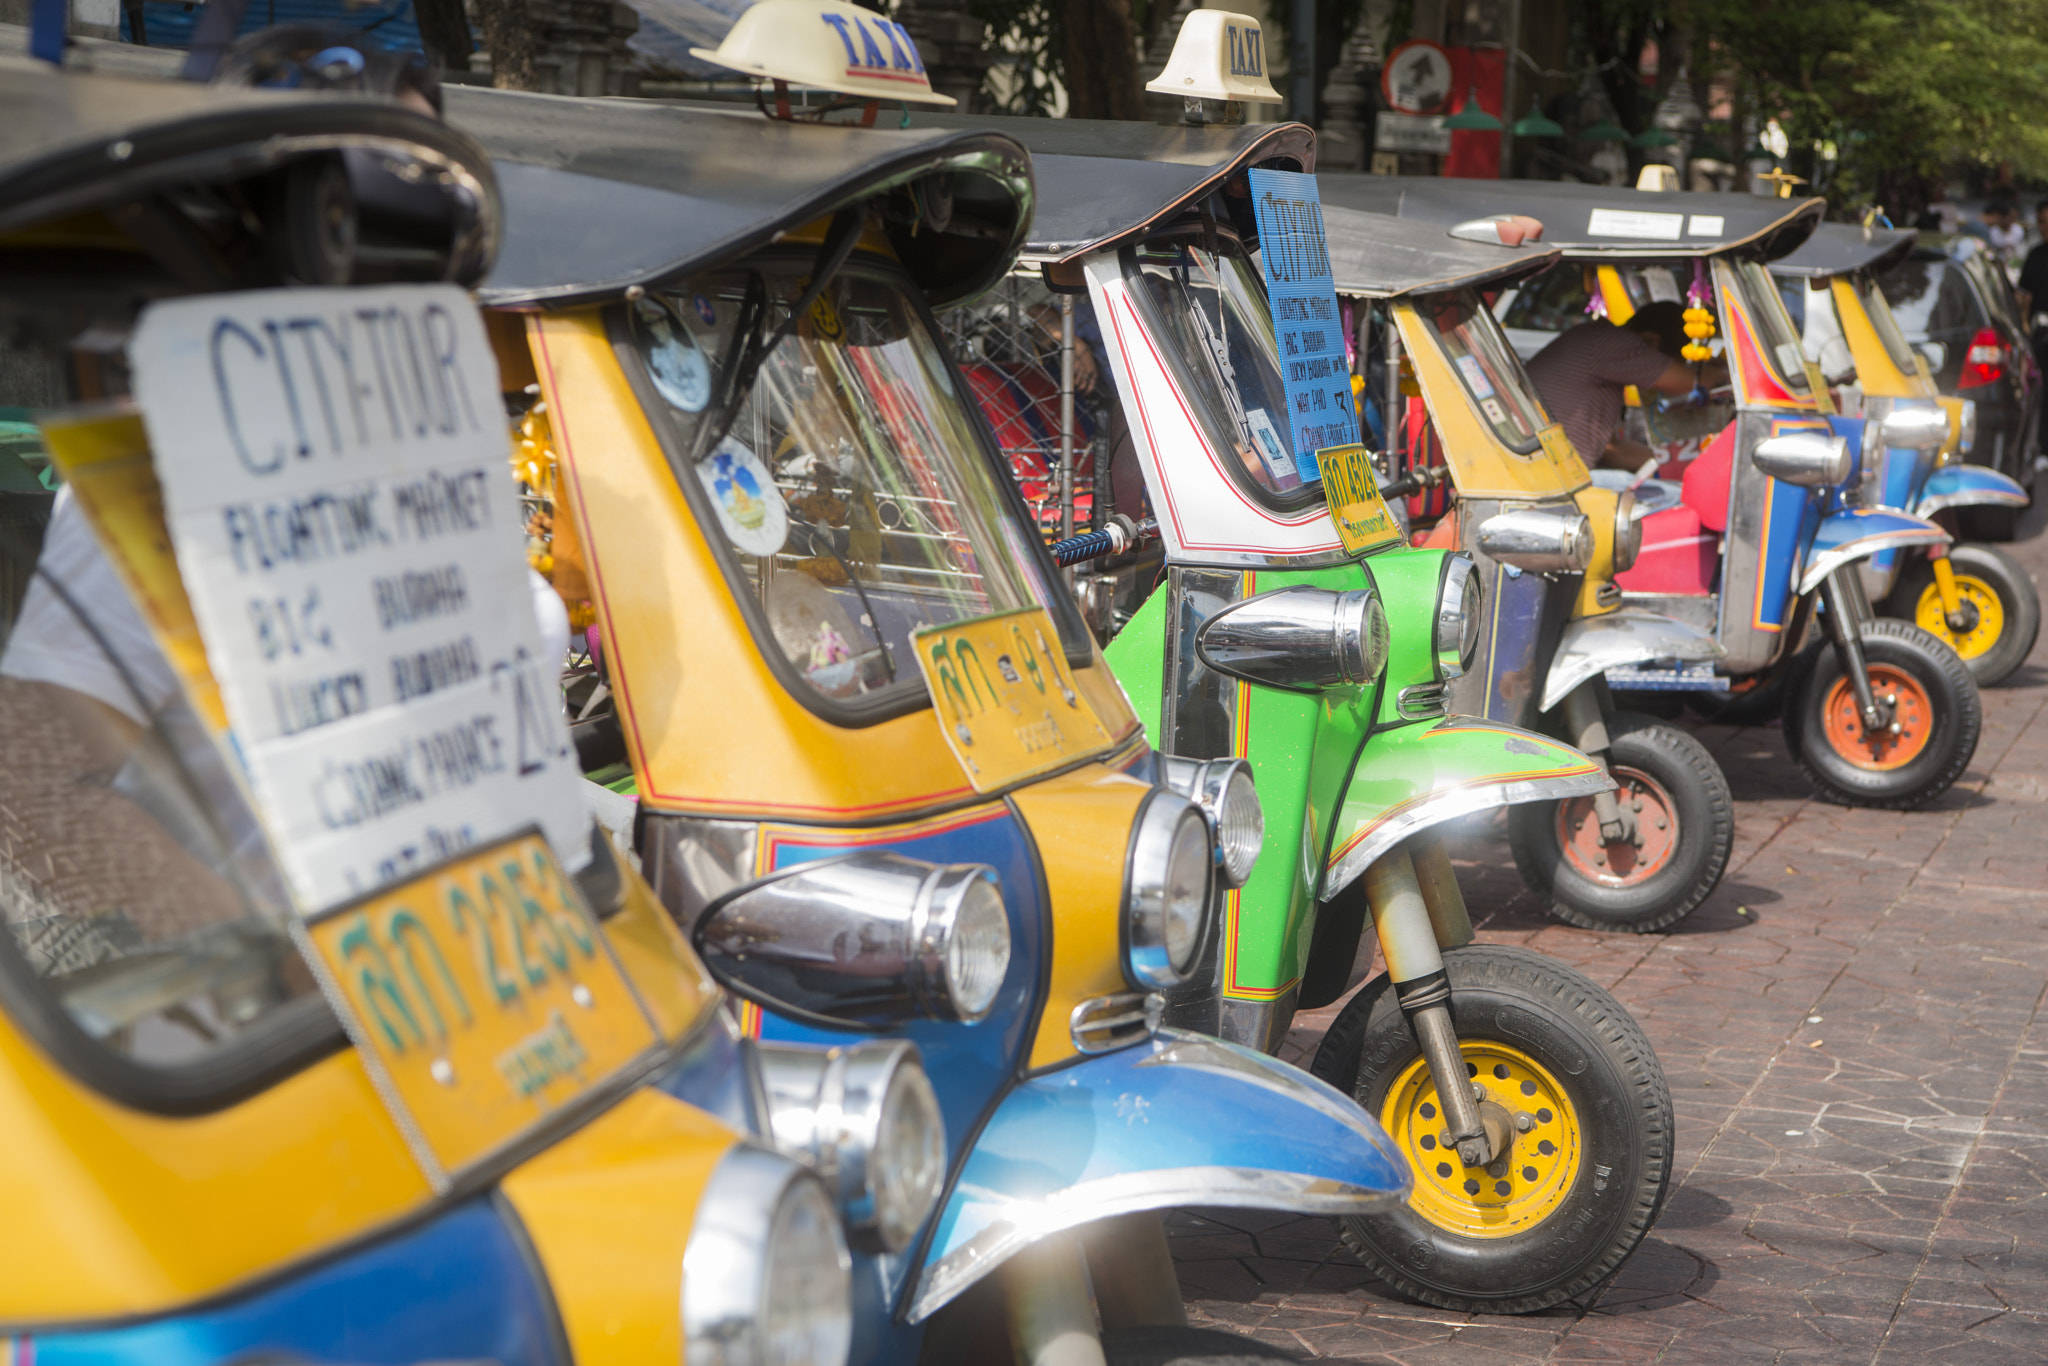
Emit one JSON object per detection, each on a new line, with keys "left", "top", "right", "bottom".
{"left": 1645, "top": 355, "right": 1728, "bottom": 396}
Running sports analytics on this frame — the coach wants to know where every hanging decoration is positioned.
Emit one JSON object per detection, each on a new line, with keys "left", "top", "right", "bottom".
{"left": 1681, "top": 260, "right": 1716, "bottom": 363}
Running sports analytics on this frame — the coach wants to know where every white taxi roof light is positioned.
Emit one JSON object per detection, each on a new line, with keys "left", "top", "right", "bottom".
{"left": 1144, "top": 10, "right": 1282, "bottom": 105}
{"left": 1448, "top": 214, "right": 1544, "bottom": 247}
{"left": 690, "top": 0, "right": 957, "bottom": 107}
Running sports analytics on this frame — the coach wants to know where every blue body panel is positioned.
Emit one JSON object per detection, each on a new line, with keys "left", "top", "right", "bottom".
{"left": 1918, "top": 462, "right": 2027, "bottom": 512}
{"left": 29, "top": 1198, "right": 561, "bottom": 1366}
{"left": 1481, "top": 563, "right": 1551, "bottom": 725}
{"left": 1749, "top": 414, "right": 1833, "bottom": 630}
{"left": 914, "top": 1030, "right": 1407, "bottom": 1320}
{"left": 1810, "top": 506, "right": 1948, "bottom": 559}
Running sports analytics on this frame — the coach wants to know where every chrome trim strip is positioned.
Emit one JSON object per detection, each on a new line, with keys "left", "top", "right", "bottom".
{"left": 1797, "top": 528, "right": 1951, "bottom": 596}
{"left": 1070, "top": 991, "right": 1161, "bottom": 1054}
{"left": 1538, "top": 608, "right": 1725, "bottom": 713}
{"left": 906, "top": 1166, "right": 1402, "bottom": 1323}
{"left": 1914, "top": 489, "right": 2028, "bottom": 517}
{"left": 1396, "top": 681, "right": 1449, "bottom": 720}
{"left": 1323, "top": 771, "right": 1614, "bottom": 901}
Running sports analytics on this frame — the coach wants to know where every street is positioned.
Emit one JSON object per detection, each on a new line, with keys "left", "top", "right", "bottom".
{"left": 1175, "top": 501, "right": 2048, "bottom": 1364}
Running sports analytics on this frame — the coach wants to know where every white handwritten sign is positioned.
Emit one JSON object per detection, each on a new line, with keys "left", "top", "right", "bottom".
{"left": 131, "top": 285, "right": 587, "bottom": 911}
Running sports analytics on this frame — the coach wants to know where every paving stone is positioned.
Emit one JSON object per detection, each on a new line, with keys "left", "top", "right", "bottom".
{"left": 1170, "top": 502, "right": 2048, "bottom": 1360}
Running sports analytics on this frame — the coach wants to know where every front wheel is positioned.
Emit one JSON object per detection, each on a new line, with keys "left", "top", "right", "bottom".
{"left": 1308, "top": 945, "right": 1672, "bottom": 1315}
{"left": 1506, "top": 712, "right": 1733, "bottom": 933}
{"left": 1887, "top": 544, "right": 2040, "bottom": 686}
{"left": 1785, "top": 618, "right": 1980, "bottom": 808}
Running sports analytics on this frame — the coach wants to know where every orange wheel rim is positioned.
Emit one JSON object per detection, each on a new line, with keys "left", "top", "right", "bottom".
{"left": 1554, "top": 765, "right": 1679, "bottom": 886}
{"left": 1821, "top": 665, "right": 1933, "bottom": 770}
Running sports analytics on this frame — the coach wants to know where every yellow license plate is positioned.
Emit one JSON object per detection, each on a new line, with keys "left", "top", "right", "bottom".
{"left": 298, "top": 831, "right": 661, "bottom": 1187}
{"left": 914, "top": 606, "right": 1113, "bottom": 793}
{"left": 1314, "top": 443, "right": 1404, "bottom": 556}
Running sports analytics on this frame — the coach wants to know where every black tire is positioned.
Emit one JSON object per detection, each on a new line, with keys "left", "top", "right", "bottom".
{"left": 1957, "top": 504, "right": 2018, "bottom": 543}
{"left": 1101, "top": 1327, "right": 1301, "bottom": 1365}
{"left": 1308, "top": 945, "right": 1672, "bottom": 1315}
{"left": 1885, "top": 544, "right": 2040, "bottom": 687}
{"left": 1784, "top": 617, "right": 1980, "bottom": 808}
{"left": 1506, "top": 713, "right": 1733, "bottom": 933}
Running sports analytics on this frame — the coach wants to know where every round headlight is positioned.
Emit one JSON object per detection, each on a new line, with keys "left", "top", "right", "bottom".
{"left": 1435, "top": 554, "right": 1482, "bottom": 681}
{"left": 1613, "top": 490, "right": 1643, "bottom": 572}
{"left": 934, "top": 870, "right": 1010, "bottom": 1022}
{"left": 684, "top": 1145, "right": 852, "bottom": 1366}
{"left": 1475, "top": 506, "right": 1593, "bottom": 573}
{"left": 1124, "top": 792, "right": 1213, "bottom": 988}
{"left": 870, "top": 1058, "right": 946, "bottom": 1252}
{"left": 1211, "top": 762, "right": 1265, "bottom": 888}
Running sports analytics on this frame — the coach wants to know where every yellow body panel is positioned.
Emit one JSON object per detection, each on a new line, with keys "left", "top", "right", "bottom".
{"left": 604, "top": 867, "right": 721, "bottom": 1042}
{"left": 523, "top": 308, "right": 1141, "bottom": 824}
{"left": 1570, "top": 485, "right": 1625, "bottom": 619}
{"left": 1010, "top": 763, "right": 1153, "bottom": 1072}
{"left": 499, "top": 1086, "right": 738, "bottom": 1366}
{"left": 1937, "top": 394, "right": 1967, "bottom": 461}
{"left": 1829, "top": 277, "right": 1936, "bottom": 401}
{"left": 1396, "top": 303, "right": 1589, "bottom": 501}
{"left": 0, "top": 1024, "right": 430, "bottom": 1322}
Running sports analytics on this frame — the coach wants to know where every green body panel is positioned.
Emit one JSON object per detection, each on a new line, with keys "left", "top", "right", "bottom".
{"left": 1104, "top": 585, "right": 1168, "bottom": 737}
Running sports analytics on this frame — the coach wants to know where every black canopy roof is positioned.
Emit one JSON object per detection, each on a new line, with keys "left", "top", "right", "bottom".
{"left": 1323, "top": 205, "right": 1560, "bottom": 298}
{"left": 0, "top": 58, "right": 498, "bottom": 282}
{"left": 1767, "top": 221, "right": 1918, "bottom": 279}
{"left": 908, "top": 112, "right": 1315, "bottom": 261}
{"left": 1318, "top": 174, "right": 1823, "bottom": 263}
{"left": 449, "top": 89, "right": 1033, "bottom": 308}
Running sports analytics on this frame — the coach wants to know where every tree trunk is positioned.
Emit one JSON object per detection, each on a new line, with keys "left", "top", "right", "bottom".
{"left": 1058, "top": 0, "right": 1143, "bottom": 121}
{"left": 473, "top": 0, "right": 541, "bottom": 90}
{"left": 415, "top": 0, "right": 474, "bottom": 72}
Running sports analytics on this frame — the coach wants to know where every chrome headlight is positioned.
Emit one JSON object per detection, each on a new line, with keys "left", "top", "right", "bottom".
{"left": 1434, "top": 554, "right": 1483, "bottom": 680}
{"left": 1475, "top": 506, "right": 1593, "bottom": 574}
{"left": 683, "top": 1145, "right": 852, "bottom": 1366}
{"left": 1613, "top": 490, "right": 1643, "bottom": 572}
{"left": 1124, "top": 790, "right": 1212, "bottom": 988}
{"left": 698, "top": 854, "right": 1012, "bottom": 1025}
{"left": 1159, "top": 755, "right": 1265, "bottom": 888}
{"left": 1879, "top": 406, "right": 1948, "bottom": 452}
{"left": 1193, "top": 585, "right": 1389, "bottom": 693}
{"left": 1752, "top": 431, "right": 1852, "bottom": 487}
{"left": 755, "top": 1040, "right": 946, "bottom": 1254}
{"left": 1959, "top": 399, "right": 1978, "bottom": 455}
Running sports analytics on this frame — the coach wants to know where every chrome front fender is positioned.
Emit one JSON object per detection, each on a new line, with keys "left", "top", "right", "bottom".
{"left": 1912, "top": 464, "right": 2028, "bottom": 519}
{"left": 1540, "top": 608, "right": 1726, "bottom": 714}
{"left": 905, "top": 1030, "right": 1408, "bottom": 1322}
{"left": 1797, "top": 508, "right": 1951, "bottom": 597}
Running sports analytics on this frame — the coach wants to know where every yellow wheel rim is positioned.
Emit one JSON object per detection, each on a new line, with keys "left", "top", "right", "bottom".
{"left": 1916, "top": 575, "right": 2005, "bottom": 661}
{"left": 1379, "top": 1041, "right": 1582, "bottom": 1239}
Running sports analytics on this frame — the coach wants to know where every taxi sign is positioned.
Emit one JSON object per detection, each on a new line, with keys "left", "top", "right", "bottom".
{"left": 913, "top": 606, "right": 1112, "bottom": 793}
{"left": 1314, "top": 444, "right": 1404, "bottom": 557}
{"left": 692, "top": 0, "right": 957, "bottom": 107}
{"left": 295, "top": 830, "right": 662, "bottom": 1189}
{"left": 1145, "top": 10, "right": 1282, "bottom": 105}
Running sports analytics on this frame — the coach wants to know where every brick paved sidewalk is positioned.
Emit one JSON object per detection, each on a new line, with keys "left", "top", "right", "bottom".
{"left": 1174, "top": 503, "right": 2048, "bottom": 1364}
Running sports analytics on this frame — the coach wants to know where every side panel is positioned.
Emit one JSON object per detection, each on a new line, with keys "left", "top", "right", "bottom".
{"left": 1447, "top": 494, "right": 1569, "bottom": 728}
{"left": 27, "top": 1198, "right": 562, "bottom": 1366}
{"left": 1716, "top": 411, "right": 1827, "bottom": 672}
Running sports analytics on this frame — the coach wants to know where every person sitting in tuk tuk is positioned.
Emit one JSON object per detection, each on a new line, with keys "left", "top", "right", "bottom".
{"left": 1525, "top": 301, "right": 1725, "bottom": 470}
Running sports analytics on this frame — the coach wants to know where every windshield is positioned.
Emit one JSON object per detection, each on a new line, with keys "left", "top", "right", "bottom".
{"left": 1415, "top": 290, "right": 1548, "bottom": 452}
{"left": 1731, "top": 259, "right": 1812, "bottom": 396}
{"left": 1126, "top": 236, "right": 1323, "bottom": 504}
{"left": 626, "top": 260, "right": 1066, "bottom": 714}
{"left": 1853, "top": 274, "right": 1923, "bottom": 377}
{"left": 1500, "top": 265, "right": 1590, "bottom": 339}
{"left": 0, "top": 372, "right": 331, "bottom": 1105}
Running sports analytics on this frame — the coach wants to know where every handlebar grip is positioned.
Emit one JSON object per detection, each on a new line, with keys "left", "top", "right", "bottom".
{"left": 1050, "top": 530, "right": 1117, "bottom": 565}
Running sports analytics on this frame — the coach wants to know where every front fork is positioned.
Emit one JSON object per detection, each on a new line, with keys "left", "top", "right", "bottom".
{"left": 1560, "top": 681, "right": 1637, "bottom": 847}
{"left": 996, "top": 1214, "right": 1186, "bottom": 1366}
{"left": 1928, "top": 553, "right": 1978, "bottom": 633}
{"left": 1821, "top": 565, "right": 1893, "bottom": 733}
{"left": 1361, "top": 838, "right": 1515, "bottom": 1168}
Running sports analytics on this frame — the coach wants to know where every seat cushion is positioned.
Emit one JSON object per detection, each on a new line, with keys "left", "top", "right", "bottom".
{"left": 1680, "top": 420, "right": 1737, "bottom": 533}
{"left": 1614, "top": 503, "right": 1718, "bottom": 595}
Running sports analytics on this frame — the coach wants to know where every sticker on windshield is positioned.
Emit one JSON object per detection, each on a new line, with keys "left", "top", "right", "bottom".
{"left": 699, "top": 437, "right": 788, "bottom": 558}
{"left": 1455, "top": 354, "right": 1496, "bottom": 398}
{"left": 693, "top": 294, "right": 717, "bottom": 325}
{"left": 1244, "top": 408, "right": 1296, "bottom": 484}
{"left": 646, "top": 324, "right": 711, "bottom": 413}
{"left": 1480, "top": 397, "right": 1509, "bottom": 427}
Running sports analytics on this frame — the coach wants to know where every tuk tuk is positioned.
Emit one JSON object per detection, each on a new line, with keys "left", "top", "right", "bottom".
{"left": 0, "top": 54, "right": 889, "bottom": 1366}
{"left": 1336, "top": 177, "right": 1981, "bottom": 811}
{"left": 1771, "top": 221, "right": 2039, "bottom": 685}
{"left": 921, "top": 12, "right": 1674, "bottom": 1316}
{"left": 1319, "top": 203, "right": 1733, "bottom": 933}
{"left": 452, "top": 5, "right": 1411, "bottom": 1360}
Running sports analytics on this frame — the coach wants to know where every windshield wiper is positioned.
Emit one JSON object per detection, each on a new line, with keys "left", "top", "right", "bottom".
{"left": 686, "top": 206, "right": 871, "bottom": 466}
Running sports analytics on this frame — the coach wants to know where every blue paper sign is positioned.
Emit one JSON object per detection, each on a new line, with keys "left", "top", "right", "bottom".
{"left": 1248, "top": 169, "right": 1356, "bottom": 484}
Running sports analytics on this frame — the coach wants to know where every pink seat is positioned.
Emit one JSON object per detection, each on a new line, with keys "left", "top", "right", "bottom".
{"left": 1680, "top": 421, "right": 1736, "bottom": 533}
{"left": 1615, "top": 503, "right": 1717, "bottom": 595}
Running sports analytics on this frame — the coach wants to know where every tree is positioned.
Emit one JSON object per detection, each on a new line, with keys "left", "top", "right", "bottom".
{"left": 1057, "top": 0, "right": 1142, "bottom": 119}
{"left": 472, "top": 0, "right": 541, "bottom": 90}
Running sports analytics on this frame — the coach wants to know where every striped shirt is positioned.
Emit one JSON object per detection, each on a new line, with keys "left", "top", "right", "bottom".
{"left": 1525, "top": 321, "right": 1675, "bottom": 464}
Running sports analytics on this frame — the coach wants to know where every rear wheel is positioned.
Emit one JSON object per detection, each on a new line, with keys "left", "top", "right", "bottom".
{"left": 1102, "top": 1328, "right": 1301, "bottom": 1365}
{"left": 1309, "top": 945, "right": 1672, "bottom": 1315}
{"left": 1786, "top": 618, "right": 1980, "bottom": 808}
{"left": 1887, "top": 544, "right": 2039, "bottom": 686}
{"left": 1507, "top": 713, "right": 1732, "bottom": 933}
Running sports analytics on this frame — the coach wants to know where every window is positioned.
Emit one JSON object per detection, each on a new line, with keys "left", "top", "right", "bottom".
{"left": 1874, "top": 255, "right": 1988, "bottom": 388}
{"left": 1124, "top": 235, "right": 1329, "bottom": 506}
{"left": 0, "top": 388, "right": 338, "bottom": 1109}
{"left": 1414, "top": 290, "right": 1548, "bottom": 452}
{"left": 1853, "top": 274, "right": 1923, "bottom": 377}
{"left": 1500, "top": 266, "right": 1591, "bottom": 336}
{"left": 1730, "top": 259, "right": 1812, "bottom": 396}
{"left": 623, "top": 258, "right": 1072, "bottom": 717}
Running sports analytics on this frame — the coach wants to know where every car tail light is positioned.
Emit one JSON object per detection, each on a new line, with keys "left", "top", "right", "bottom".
{"left": 1961, "top": 327, "right": 2006, "bottom": 387}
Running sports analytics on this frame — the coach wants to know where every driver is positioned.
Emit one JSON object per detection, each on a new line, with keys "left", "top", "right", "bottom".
{"left": 1525, "top": 302, "right": 1725, "bottom": 471}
